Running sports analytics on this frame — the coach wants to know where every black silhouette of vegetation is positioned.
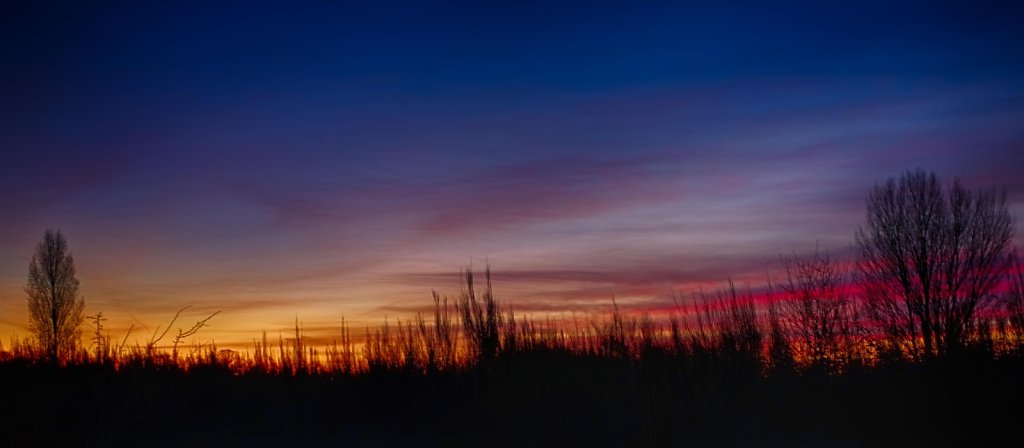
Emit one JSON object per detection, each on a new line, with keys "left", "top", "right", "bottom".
{"left": 1, "top": 170, "right": 1021, "bottom": 447}
{"left": 24, "top": 229, "right": 85, "bottom": 362}
{"left": 857, "top": 169, "right": 1015, "bottom": 359}
{"left": 774, "top": 248, "right": 863, "bottom": 373}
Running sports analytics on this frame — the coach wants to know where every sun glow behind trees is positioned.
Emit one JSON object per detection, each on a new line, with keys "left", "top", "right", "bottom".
{"left": 14, "top": 175, "right": 1024, "bottom": 375}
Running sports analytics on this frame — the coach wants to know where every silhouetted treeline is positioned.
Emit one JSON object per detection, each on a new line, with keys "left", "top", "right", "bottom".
{"left": 2, "top": 170, "right": 1020, "bottom": 446}
{"left": 2, "top": 265, "right": 1024, "bottom": 447}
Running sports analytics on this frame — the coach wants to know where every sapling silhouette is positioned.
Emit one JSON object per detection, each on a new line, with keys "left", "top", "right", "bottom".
{"left": 86, "top": 312, "right": 108, "bottom": 363}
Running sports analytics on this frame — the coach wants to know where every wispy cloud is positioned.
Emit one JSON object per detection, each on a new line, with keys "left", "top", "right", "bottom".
{"left": 1, "top": 2, "right": 1022, "bottom": 347}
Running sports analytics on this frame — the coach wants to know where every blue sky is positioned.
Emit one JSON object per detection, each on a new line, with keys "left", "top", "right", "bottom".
{"left": 1, "top": 1, "right": 1022, "bottom": 346}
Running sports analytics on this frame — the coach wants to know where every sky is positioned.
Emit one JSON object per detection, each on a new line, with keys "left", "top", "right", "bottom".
{"left": 1, "top": 1, "right": 1023, "bottom": 349}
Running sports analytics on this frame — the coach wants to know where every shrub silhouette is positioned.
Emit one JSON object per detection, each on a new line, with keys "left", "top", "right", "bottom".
{"left": 775, "top": 249, "right": 862, "bottom": 372}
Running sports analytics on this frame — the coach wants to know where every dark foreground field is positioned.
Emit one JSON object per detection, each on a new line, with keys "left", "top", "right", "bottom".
{"left": 2, "top": 348, "right": 1022, "bottom": 447}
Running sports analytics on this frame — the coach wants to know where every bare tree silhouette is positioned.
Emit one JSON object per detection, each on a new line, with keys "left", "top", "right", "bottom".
{"left": 856, "top": 170, "right": 1015, "bottom": 359}
{"left": 775, "top": 248, "right": 860, "bottom": 371}
{"left": 146, "top": 306, "right": 220, "bottom": 361}
{"left": 25, "top": 229, "right": 85, "bottom": 362}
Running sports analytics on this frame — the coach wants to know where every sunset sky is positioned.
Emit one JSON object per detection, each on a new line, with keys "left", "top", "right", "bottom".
{"left": 2, "top": 2, "right": 1022, "bottom": 348}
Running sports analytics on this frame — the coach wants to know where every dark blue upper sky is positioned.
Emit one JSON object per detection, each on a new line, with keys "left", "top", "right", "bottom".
{"left": 1, "top": 1, "right": 1022, "bottom": 343}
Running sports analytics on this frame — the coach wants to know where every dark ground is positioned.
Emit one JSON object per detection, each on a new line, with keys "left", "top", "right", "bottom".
{"left": 1, "top": 350, "right": 1021, "bottom": 447}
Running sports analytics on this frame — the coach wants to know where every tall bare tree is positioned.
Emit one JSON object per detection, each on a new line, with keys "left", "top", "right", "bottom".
{"left": 856, "top": 170, "right": 1015, "bottom": 359}
{"left": 25, "top": 229, "right": 85, "bottom": 361}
